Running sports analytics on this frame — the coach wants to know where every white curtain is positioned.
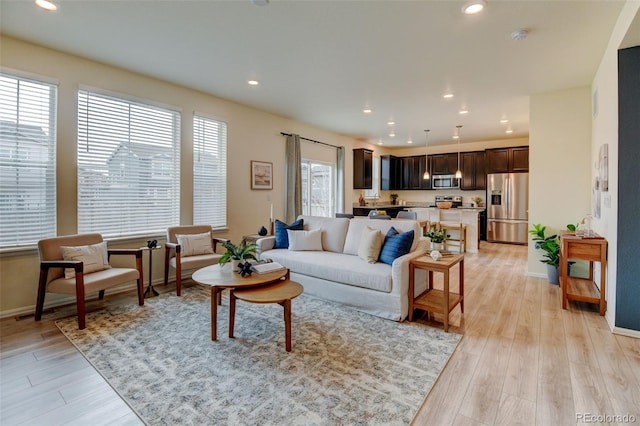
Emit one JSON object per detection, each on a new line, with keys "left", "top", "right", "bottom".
{"left": 285, "top": 134, "right": 302, "bottom": 223}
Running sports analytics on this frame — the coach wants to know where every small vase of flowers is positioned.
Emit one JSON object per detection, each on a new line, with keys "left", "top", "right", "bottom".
{"left": 425, "top": 228, "right": 450, "bottom": 251}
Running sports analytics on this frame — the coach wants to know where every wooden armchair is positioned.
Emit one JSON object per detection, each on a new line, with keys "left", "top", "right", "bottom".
{"left": 164, "top": 225, "right": 228, "bottom": 296}
{"left": 36, "top": 233, "right": 144, "bottom": 330}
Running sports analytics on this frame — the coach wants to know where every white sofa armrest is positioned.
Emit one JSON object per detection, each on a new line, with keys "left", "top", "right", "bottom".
{"left": 390, "top": 237, "right": 429, "bottom": 297}
{"left": 256, "top": 236, "right": 275, "bottom": 258}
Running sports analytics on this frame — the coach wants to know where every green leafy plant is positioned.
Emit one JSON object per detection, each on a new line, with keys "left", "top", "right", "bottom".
{"left": 528, "top": 224, "right": 559, "bottom": 267}
{"left": 218, "top": 241, "right": 258, "bottom": 266}
{"left": 425, "top": 228, "right": 450, "bottom": 243}
{"left": 566, "top": 223, "right": 578, "bottom": 232}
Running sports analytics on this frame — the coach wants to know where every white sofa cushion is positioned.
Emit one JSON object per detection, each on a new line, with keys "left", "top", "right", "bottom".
{"left": 297, "top": 215, "right": 350, "bottom": 253}
{"left": 288, "top": 229, "right": 323, "bottom": 251}
{"left": 262, "top": 249, "right": 393, "bottom": 293}
{"left": 343, "top": 218, "right": 420, "bottom": 256}
{"left": 357, "top": 226, "right": 383, "bottom": 263}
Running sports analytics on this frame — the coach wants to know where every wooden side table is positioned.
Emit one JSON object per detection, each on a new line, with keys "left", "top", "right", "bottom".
{"left": 560, "top": 233, "right": 607, "bottom": 315}
{"left": 140, "top": 245, "right": 162, "bottom": 298}
{"left": 408, "top": 254, "right": 464, "bottom": 332}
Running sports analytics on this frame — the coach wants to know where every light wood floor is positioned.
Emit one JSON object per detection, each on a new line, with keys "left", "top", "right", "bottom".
{"left": 1, "top": 243, "right": 638, "bottom": 425}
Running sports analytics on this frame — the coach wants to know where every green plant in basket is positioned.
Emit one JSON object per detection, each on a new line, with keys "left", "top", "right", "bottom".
{"left": 425, "top": 228, "right": 450, "bottom": 243}
{"left": 218, "top": 241, "right": 258, "bottom": 266}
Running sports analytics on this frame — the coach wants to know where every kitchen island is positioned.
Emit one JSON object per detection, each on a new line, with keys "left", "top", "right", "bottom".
{"left": 408, "top": 207, "right": 484, "bottom": 253}
{"left": 352, "top": 204, "right": 419, "bottom": 218}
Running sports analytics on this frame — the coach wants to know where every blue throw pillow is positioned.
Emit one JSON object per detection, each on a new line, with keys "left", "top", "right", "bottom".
{"left": 274, "top": 218, "right": 304, "bottom": 249}
{"left": 378, "top": 227, "right": 414, "bottom": 265}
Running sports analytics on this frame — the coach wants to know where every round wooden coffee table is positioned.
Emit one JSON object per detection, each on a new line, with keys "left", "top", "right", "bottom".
{"left": 229, "top": 280, "right": 304, "bottom": 352}
{"left": 191, "top": 264, "right": 289, "bottom": 341}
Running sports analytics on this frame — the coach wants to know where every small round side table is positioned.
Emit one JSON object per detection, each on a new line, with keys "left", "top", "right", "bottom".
{"left": 140, "top": 245, "right": 162, "bottom": 298}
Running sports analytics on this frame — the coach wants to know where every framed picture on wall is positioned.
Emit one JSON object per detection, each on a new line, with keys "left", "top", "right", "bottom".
{"left": 251, "top": 160, "right": 273, "bottom": 190}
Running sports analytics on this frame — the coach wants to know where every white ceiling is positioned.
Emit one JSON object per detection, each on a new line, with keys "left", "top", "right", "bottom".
{"left": 0, "top": 0, "right": 627, "bottom": 147}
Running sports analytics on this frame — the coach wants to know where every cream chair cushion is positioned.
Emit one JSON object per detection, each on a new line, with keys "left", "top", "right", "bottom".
{"left": 60, "top": 241, "right": 111, "bottom": 279}
{"left": 176, "top": 231, "right": 214, "bottom": 257}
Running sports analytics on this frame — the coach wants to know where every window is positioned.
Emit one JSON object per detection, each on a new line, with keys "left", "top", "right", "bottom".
{"left": 301, "top": 160, "right": 334, "bottom": 217}
{"left": 0, "top": 72, "right": 57, "bottom": 248}
{"left": 193, "top": 115, "right": 227, "bottom": 228}
{"left": 364, "top": 155, "right": 380, "bottom": 197}
{"left": 77, "top": 90, "right": 180, "bottom": 238}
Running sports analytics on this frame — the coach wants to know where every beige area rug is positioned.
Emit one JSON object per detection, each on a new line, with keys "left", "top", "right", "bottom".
{"left": 56, "top": 285, "right": 461, "bottom": 425}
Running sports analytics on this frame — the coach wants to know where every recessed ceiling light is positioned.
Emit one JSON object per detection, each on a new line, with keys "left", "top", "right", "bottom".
{"left": 247, "top": 80, "right": 259, "bottom": 86}
{"left": 387, "top": 121, "right": 395, "bottom": 126}
{"left": 407, "top": 139, "right": 413, "bottom": 144}
{"left": 378, "top": 141, "right": 383, "bottom": 145}
{"left": 459, "top": 109, "right": 469, "bottom": 115}
{"left": 363, "top": 108, "right": 372, "bottom": 114}
{"left": 389, "top": 132, "right": 396, "bottom": 138}
{"left": 506, "top": 128, "right": 514, "bottom": 134}
{"left": 500, "top": 118, "right": 509, "bottom": 124}
{"left": 452, "top": 135, "right": 460, "bottom": 139}
{"left": 462, "top": 0, "right": 486, "bottom": 15}
{"left": 443, "top": 93, "right": 454, "bottom": 99}
{"left": 35, "top": 0, "right": 58, "bottom": 11}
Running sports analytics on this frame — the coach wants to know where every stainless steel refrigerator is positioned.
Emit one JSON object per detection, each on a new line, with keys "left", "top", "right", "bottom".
{"left": 486, "top": 173, "right": 529, "bottom": 244}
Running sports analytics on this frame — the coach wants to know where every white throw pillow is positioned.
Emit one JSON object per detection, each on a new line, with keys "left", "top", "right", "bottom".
{"left": 60, "top": 241, "right": 111, "bottom": 279}
{"left": 357, "top": 226, "right": 383, "bottom": 264}
{"left": 287, "top": 229, "right": 323, "bottom": 251}
{"left": 176, "top": 232, "right": 214, "bottom": 257}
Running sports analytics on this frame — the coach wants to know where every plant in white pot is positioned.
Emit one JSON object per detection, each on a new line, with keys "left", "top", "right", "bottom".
{"left": 528, "top": 224, "right": 560, "bottom": 284}
{"left": 218, "top": 241, "right": 258, "bottom": 271}
{"left": 425, "top": 228, "right": 450, "bottom": 251}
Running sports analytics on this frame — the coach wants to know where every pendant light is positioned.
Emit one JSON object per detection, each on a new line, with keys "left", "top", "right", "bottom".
{"left": 423, "top": 129, "right": 430, "bottom": 180}
{"left": 455, "top": 125, "right": 462, "bottom": 179}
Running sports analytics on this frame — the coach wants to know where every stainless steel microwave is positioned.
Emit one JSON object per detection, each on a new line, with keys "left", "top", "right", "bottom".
{"left": 432, "top": 174, "right": 460, "bottom": 189}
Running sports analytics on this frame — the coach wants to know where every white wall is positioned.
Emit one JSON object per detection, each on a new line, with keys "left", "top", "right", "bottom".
{"left": 591, "top": 0, "right": 640, "bottom": 330}
{"left": 0, "top": 36, "right": 359, "bottom": 315}
{"left": 528, "top": 86, "right": 592, "bottom": 277}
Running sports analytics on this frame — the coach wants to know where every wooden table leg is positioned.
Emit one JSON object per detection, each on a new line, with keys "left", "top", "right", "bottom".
{"left": 408, "top": 263, "right": 415, "bottom": 322}
{"left": 460, "top": 259, "right": 464, "bottom": 313}
{"left": 229, "top": 291, "right": 236, "bottom": 338}
{"left": 443, "top": 270, "right": 450, "bottom": 332}
{"left": 281, "top": 299, "right": 292, "bottom": 352}
{"left": 211, "top": 287, "right": 218, "bottom": 341}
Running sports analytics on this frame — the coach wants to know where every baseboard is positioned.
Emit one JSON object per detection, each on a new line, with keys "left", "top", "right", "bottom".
{"left": 0, "top": 277, "right": 172, "bottom": 320}
{"left": 526, "top": 271, "right": 548, "bottom": 279}
{"left": 612, "top": 326, "right": 640, "bottom": 339}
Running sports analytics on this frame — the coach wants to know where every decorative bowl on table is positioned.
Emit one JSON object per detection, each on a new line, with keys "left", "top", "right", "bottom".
{"left": 436, "top": 201, "right": 452, "bottom": 209}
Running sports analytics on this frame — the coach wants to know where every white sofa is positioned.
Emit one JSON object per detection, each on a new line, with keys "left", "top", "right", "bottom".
{"left": 256, "top": 215, "right": 428, "bottom": 321}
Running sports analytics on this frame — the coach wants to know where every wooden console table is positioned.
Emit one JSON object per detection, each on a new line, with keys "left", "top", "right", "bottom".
{"left": 408, "top": 253, "right": 464, "bottom": 332}
{"left": 559, "top": 233, "right": 607, "bottom": 315}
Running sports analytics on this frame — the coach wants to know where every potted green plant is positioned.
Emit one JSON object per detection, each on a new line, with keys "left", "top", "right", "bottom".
{"left": 528, "top": 223, "right": 560, "bottom": 284}
{"left": 218, "top": 241, "right": 258, "bottom": 270}
{"left": 425, "top": 228, "right": 450, "bottom": 251}
{"left": 390, "top": 194, "right": 398, "bottom": 205}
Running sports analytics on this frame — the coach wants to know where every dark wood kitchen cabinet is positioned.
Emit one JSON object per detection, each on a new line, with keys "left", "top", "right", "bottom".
{"left": 461, "top": 151, "right": 486, "bottom": 190}
{"left": 486, "top": 147, "right": 529, "bottom": 173}
{"left": 380, "top": 155, "right": 401, "bottom": 190}
{"left": 353, "top": 148, "right": 373, "bottom": 189}
{"left": 431, "top": 153, "right": 459, "bottom": 175}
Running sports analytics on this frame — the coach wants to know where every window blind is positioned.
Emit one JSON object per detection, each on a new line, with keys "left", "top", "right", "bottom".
{"left": 0, "top": 73, "right": 57, "bottom": 248}
{"left": 193, "top": 115, "right": 227, "bottom": 228}
{"left": 77, "top": 90, "right": 180, "bottom": 238}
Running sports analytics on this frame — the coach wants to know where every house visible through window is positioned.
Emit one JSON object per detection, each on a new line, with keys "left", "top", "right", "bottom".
{"left": 0, "top": 72, "right": 57, "bottom": 248}
{"left": 77, "top": 90, "right": 180, "bottom": 238}
{"left": 193, "top": 115, "right": 227, "bottom": 229}
{"left": 301, "top": 160, "right": 334, "bottom": 217}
